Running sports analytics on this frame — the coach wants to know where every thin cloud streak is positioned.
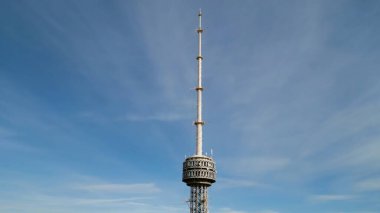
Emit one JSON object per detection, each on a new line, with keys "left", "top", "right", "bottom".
{"left": 77, "top": 183, "right": 160, "bottom": 194}
{"left": 221, "top": 156, "right": 290, "bottom": 176}
{"left": 355, "top": 178, "right": 380, "bottom": 192}
{"left": 219, "top": 207, "right": 247, "bottom": 213}
{"left": 74, "top": 197, "right": 150, "bottom": 206}
{"left": 122, "top": 112, "right": 189, "bottom": 122}
{"left": 310, "top": 194, "right": 355, "bottom": 202}
{"left": 0, "top": 177, "right": 182, "bottom": 213}
{"left": 216, "top": 177, "right": 262, "bottom": 189}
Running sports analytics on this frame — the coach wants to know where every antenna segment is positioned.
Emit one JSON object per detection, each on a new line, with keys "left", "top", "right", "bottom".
{"left": 195, "top": 9, "right": 204, "bottom": 156}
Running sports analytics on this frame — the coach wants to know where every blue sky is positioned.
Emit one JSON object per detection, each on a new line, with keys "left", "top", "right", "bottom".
{"left": 0, "top": 0, "right": 380, "bottom": 212}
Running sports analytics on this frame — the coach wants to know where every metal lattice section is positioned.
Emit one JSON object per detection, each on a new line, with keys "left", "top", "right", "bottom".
{"left": 189, "top": 186, "right": 208, "bottom": 213}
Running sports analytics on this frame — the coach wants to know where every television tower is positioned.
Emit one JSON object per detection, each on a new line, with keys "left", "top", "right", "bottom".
{"left": 182, "top": 10, "right": 216, "bottom": 213}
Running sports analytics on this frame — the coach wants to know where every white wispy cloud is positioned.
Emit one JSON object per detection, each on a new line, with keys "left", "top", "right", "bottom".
{"left": 310, "top": 194, "right": 355, "bottom": 202}
{"left": 74, "top": 197, "right": 150, "bottom": 206}
{"left": 0, "top": 124, "right": 40, "bottom": 153}
{"left": 255, "top": 210, "right": 280, "bottom": 213}
{"left": 0, "top": 194, "right": 184, "bottom": 213}
{"left": 217, "top": 177, "right": 261, "bottom": 189}
{"left": 14, "top": 1, "right": 191, "bottom": 121}
{"left": 122, "top": 112, "right": 189, "bottom": 122}
{"left": 0, "top": 139, "right": 40, "bottom": 153}
{"left": 219, "top": 207, "right": 279, "bottom": 213}
{"left": 219, "top": 207, "right": 247, "bottom": 213}
{"left": 355, "top": 178, "right": 380, "bottom": 191}
{"left": 77, "top": 183, "right": 160, "bottom": 194}
{"left": 0, "top": 126, "right": 14, "bottom": 138}
{"left": 0, "top": 177, "right": 182, "bottom": 213}
{"left": 222, "top": 156, "right": 290, "bottom": 176}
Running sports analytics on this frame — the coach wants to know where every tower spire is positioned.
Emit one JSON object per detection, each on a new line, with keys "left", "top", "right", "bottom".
{"left": 195, "top": 8, "right": 204, "bottom": 156}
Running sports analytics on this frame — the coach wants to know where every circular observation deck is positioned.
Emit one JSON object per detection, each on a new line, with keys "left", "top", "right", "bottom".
{"left": 182, "top": 155, "right": 216, "bottom": 186}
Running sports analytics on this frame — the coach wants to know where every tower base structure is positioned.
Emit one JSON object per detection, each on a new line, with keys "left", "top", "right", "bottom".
{"left": 183, "top": 156, "right": 216, "bottom": 213}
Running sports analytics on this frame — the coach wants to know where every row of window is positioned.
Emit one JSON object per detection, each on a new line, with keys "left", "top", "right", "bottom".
{"left": 185, "top": 160, "right": 215, "bottom": 168}
{"left": 184, "top": 170, "right": 216, "bottom": 179}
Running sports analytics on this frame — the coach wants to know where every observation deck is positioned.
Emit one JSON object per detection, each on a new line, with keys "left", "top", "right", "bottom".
{"left": 182, "top": 155, "right": 216, "bottom": 186}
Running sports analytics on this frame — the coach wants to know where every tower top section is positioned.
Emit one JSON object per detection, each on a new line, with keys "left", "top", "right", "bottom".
{"left": 198, "top": 9, "right": 202, "bottom": 28}
{"left": 182, "top": 8, "right": 216, "bottom": 194}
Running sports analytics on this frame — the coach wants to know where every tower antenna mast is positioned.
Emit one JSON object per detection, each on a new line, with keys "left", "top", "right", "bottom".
{"left": 195, "top": 9, "right": 204, "bottom": 156}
